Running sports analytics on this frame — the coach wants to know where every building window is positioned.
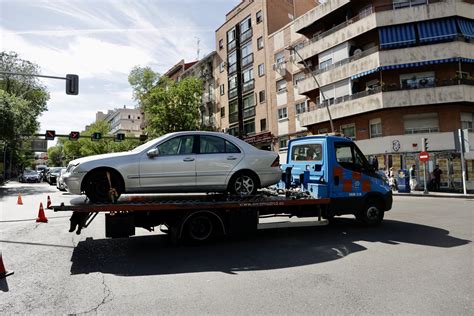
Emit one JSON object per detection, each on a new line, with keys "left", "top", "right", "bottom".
{"left": 295, "top": 101, "right": 307, "bottom": 114}
{"left": 278, "top": 107, "right": 288, "bottom": 120}
{"left": 404, "top": 113, "right": 439, "bottom": 134}
{"left": 256, "top": 10, "right": 263, "bottom": 24}
{"left": 275, "top": 51, "right": 285, "bottom": 64}
{"left": 293, "top": 72, "right": 305, "bottom": 87}
{"left": 220, "top": 84, "right": 225, "bottom": 96}
{"left": 260, "top": 118, "right": 267, "bottom": 131}
{"left": 244, "top": 120, "right": 255, "bottom": 135}
{"left": 259, "top": 90, "right": 266, "bottom": 103}
{"left": 258, "top": 63, "right": 265, "bottom": 77}
{"left": 241, "top": 42, "right": 253, "bottom": 68}
{"left": 220, "top": 107, "right": 225, "bottom": 117}
{"left": 369, "top": 118, "right": 382, "bottom": 138}
{"left": 461, "top": 112, "right": 473, "bottom": 132}
{"left": 242, "top": 68, "right": 254, "bottom": 93}
{"left": 400, "top": 72, "right": 435, "bottom": 89}
{"left": 341, "top": 123, "right": 356, "bottom": 140}
{"left": 228, "top": 51, "right": 237, "bottom": 73}
{"left": 257, "top": 36, "right": 264, "bottom": 50}
{"left": 243, "top": 94, "right": 255, "bottom": 119}
{"left": 276, "top": 79, "right": 287, "bottom": 93}
{"left": 227, "top": 28, "right": 236, "bottom": 50}
{"left": 318, "top": 128, "right": 328, "bottom": 134}
{"left": 319, "top": 59, "right": 332, "bottom": 70}
{"left": 228, "top": 75, "right": 237, "bottom": 98}
{"left": 240, "top": 16, "right": 252, "bottom": 43}
{"left": 219, "top": 39, "right": 223, "bottom": 50}
{"left": 279, "top": 136, "right": 288, "bottom": 150}
{"left": 219, "top": 61, "right": 225, "bottom": 73}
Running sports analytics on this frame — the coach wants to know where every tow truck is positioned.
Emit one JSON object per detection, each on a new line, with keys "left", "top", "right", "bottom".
{"left": 53, "top": 135, "right": 392, "bottom": 243}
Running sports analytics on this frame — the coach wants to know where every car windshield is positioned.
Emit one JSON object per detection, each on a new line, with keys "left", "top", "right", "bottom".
{"left": 24, "top": 170, "right": 36, "bottom": 175}
{"left": 130, "top": 134, "right": 168, "bottom": 153}
{"left": 51, "top": 167, "right": 62, "bottom": 173}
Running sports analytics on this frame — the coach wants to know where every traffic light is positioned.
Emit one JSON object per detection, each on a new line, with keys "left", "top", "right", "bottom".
{"left": 91, "top": 132, "right": 102, "bottom": 141}
{"left": 45, "top": 130, "right": 56, "bottom": 140}
{"left": 66, "top": 74, "right": 79, "bottom": 95}
{"left": 422, "top": 137, "right": 429, "bottom": 151}
{"left": 139, "top": 134, "right": 148, "bottom": 142}
{"left": 115, "top": 133, "right": 125, "bottom": 142}
{"left": 69, "top": 131, "right": 80, "bottom": 141}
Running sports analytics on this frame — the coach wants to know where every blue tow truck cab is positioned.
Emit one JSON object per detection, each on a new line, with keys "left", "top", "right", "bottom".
{"left": 281, "top": 135, "right": 392, "bottom": 225}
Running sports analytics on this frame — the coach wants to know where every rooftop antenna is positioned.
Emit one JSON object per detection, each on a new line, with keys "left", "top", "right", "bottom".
{"left": 195, "top": 37, "right": 200, "bottom": 60}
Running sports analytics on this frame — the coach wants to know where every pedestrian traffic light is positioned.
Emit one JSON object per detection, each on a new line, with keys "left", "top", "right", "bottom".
{"left": 139, "top": 134, "right": 148, "bottom": 142}
{"left": 91, "top": 132, "right": 102, "bottom": 141}
{"left": 45, "top": 130, "right": 56, "bottom": 140}
{"left": 66, "top": 74, "right": 79, "bottom": 95}
{"left": 115, "top": 133, "right": 125, "bottom": 142}
{"left": 422, "top": 137, "right": 429, "bottom": 151}
{"left": 69, "top": 131, "right": 80, "bottom": 141}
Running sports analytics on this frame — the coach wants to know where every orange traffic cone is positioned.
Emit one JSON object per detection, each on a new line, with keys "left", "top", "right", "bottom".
{"left": 36, "top": 202, "right": 48, "bottom": 223}
{"left": 17, "top": 193, "right": 23, "bottom": 205}
{"left": 46, "top": 195, "right": 52, "bottom": 209}
{"left": 0, "top": 252, "right": 14, "bottom": 278}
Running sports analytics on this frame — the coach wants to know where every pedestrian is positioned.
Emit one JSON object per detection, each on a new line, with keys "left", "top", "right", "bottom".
{"left": 432, "top": 164, "right": 442, "bottom": 192}
{"left": 388, "top": 167, "right": 397, "bottom": 191}
{"left": 409, "top": 164, "right": 417, "bottom": 191}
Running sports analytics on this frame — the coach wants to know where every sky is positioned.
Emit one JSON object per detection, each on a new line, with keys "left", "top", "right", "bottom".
{"left": 1, "top": 0, "right": 239, "bottom": 135}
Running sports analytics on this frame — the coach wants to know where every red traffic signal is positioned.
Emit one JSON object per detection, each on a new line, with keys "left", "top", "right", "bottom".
{"left": 45, "top": 130, "right": 56, "bottom": 140}
{"left": 69, "top": 131, "right": 80, "bottom": 141}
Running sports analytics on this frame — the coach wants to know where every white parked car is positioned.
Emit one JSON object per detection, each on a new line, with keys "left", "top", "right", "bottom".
{"left": 63, "top": 131, "right": 282, "bottom": 202}
{"left": 56, "top": 168, "right": 67, "bottom": 191}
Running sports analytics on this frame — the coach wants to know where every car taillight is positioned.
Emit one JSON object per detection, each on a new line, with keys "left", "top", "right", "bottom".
{"left": 271, "top": 156, "right": 280, "bottom": 167}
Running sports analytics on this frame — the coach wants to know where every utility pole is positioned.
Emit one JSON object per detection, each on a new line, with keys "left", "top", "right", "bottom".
{"left": 286, "top": 45, "right": 335, "bottom": 133}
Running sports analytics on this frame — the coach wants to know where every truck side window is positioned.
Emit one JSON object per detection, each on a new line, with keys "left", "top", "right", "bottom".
{"left": 335, "top": 142, "right": 370, "bottom": 173}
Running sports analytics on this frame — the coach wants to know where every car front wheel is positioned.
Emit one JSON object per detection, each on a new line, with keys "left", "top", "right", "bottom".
{"left": 84, "top": 170, "right": 122, "bottom": 203}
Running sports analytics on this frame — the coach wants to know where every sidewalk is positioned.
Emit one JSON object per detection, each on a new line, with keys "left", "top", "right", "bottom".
{"left": 393, "top": 191, "right": 474, "bottom": 199}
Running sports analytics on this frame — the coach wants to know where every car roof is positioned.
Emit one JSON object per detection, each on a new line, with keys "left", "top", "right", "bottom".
{"left": 168, "top": 131, "right": 259, "bottom": 152}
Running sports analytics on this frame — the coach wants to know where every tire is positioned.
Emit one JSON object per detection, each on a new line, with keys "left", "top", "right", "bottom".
{"left": 184, "top": 214, "right": 214, "bottom": 243}
{"left": 84, "top": 170, "right": 122, "bottom": 203}
{"left": 356, "top": 198, "right": 384, "bottom": 226}
{"left": 229, "top": 172, "right": 258, "bottom": 196}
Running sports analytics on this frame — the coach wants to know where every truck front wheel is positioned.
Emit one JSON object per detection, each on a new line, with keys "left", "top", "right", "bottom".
{"left": 356, "top": 199, "right": 384, "bottom": 226}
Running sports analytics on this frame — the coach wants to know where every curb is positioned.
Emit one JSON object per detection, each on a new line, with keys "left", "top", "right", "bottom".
{"left": 394, "top": 193, "right": 474, "bottom": 199}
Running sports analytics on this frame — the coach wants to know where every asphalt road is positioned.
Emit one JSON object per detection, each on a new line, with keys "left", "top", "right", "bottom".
{"left": 0, "top": 181, "right": 472, "bottom": 315}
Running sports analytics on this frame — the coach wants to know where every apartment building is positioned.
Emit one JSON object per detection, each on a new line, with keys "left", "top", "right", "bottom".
{"left": 164, "top": 59, "right": 198, "bottom": 81}
{"left": 291, "top": 0, "right": 474, "bottom": 189}
{"left": 181, "top": 51, "right": 219, "bottom": 130}
{"left": 215, "top": 0, "right": 316, "bottom": 150}
{"left": 96, "top": 106, "right": 143, "bottom": 136}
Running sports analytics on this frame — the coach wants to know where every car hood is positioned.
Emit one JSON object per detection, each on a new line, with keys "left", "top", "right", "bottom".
{"left": 69, "top": 151, "right": 135, "bottom": 166}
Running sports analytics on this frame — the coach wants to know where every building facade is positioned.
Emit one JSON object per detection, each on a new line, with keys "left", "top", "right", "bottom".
{"left": 291, "top": 0, "right": 474, "bottom": 189}
{"left": 215, "top": 0, "right": 316, "bottom": 150}
{"left": 96, "top": 106, "right": 143, "bottom": 136}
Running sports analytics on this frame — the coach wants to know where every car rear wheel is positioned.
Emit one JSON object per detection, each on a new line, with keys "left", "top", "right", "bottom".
{"left": 84, "top": 170, "right": 122, "bottom": 203}
{"left": 229, "top": 172, "right": 258, "bottom": 196}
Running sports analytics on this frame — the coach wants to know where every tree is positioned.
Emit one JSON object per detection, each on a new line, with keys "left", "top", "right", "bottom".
{"left": 47, "top": 145, "right": 64, "bottom": 166}
{"left": 128, "top": 66, "right": 160, "bottom": 102}
{"left": 140, "top": 76, "right": 203, "bottom": 137}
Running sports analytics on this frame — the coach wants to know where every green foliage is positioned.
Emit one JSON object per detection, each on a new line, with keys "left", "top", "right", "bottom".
{"left": 47, "top": 145, "right": 64, "bottom": 167}
{"left": 141, "top": 76, "right": 203, "bottom": 137}
{"left": 128, "top": 66, "right": 160, "bottom": 102}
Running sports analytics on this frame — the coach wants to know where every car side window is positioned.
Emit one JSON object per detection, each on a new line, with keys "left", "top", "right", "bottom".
{"left": 200, "top": 136, "right": 241, "bottom": 154}
{"left": 158, "top": 136, "right": 194, "bottom": 156}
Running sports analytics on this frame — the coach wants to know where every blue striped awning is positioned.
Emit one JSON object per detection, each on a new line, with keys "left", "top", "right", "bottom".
{"left": 457, "top": 18, "right": 474, "bottom": 40}
{"left": 379, "top": 24, "right": 416, "bottom": 49}
{"left": 351, "top": 68, "right": 379, "bottom": 80}
{"left": 417, "top": 18, "right": 457, "bottom": 43}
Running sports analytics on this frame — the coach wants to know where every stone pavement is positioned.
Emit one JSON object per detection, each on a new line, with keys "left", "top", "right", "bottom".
{"left": 393, "top": 191, "right": 474, "bottom": 199}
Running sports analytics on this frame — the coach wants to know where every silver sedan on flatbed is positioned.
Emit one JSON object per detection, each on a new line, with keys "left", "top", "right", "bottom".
{"left": 63, "top": 131, "right": 282, "bottom": 202}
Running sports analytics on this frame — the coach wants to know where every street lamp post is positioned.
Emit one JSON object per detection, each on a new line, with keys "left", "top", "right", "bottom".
{"left": 286, "top": 45, "right": 335, "bottom": 133}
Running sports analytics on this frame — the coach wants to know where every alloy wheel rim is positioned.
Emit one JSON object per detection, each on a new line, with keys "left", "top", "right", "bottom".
{"left": 235, "top": 175, "right": 254, "bottom": 195}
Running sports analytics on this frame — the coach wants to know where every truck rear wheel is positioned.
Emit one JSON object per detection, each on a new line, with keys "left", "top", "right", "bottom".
{"left": 356, "top": 199, "right": 384, "bottom": 226}
{"left": 184, "top": 214, "right": 214, "bottom": 243}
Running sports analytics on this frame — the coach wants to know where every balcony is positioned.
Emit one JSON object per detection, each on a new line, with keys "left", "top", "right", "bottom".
{"left": 242, "top": 79, "right": 255, "bottom": 93}
{"left": 202, "top": 92, "right": 215, "bottom": 104}
{"left": 294, "top": 0, "right": 351, "bottom": 34}
{"left": 298, "top": 0, "right": 460, "bottom": 61}
{"left": 243, "top": 106, "right": 256, "bottom": 119}
{"left": 299, "top": 80, "right": 474, "bottom": 127}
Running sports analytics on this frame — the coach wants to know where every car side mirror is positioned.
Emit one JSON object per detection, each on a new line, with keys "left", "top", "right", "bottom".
{"left": 147, "top": 148, "right": 159, "bottom": 158}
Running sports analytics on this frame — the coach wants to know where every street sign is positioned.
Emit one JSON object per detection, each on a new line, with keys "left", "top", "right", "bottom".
{"left": 69, "top": 131, "right": 80, "bottom": 141}
{"left": 45, "top": 130, "right": 56, "bottom": 140}
{"left": 31, "top": 139, "right": 47, "bottom": 152}
{"left": 419, "top": 151, "right": 430, "bottom": 162}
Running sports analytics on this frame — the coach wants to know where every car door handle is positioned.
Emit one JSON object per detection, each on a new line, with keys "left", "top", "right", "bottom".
{"left": 183, "top": 157, "right": 195, "bottom": 162}
{"left": 227, "top": 156, "right": 237, "bottom": 160}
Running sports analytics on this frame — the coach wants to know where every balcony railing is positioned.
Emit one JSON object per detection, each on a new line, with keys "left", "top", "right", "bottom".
{"left": 313, "top": 46, "right": 379, "bottom": 76}
{"left": 309, "top": 78, "right": 474, "bottom": 111}
{"left": 240, "top": 28, "right": 253, "bottom": 43}
{"left": 242, "top": 79, "right": 255, "bottom": 93}
{"left": 228, "top": 63, "right": 237, "bottom": 74}
{"left": 241, "top": 53, "right": 254, "bottom": 69}
{"left": 243, "top": 106, "right": 256, "bottom": 119}
{"left": 227, "top": 40, "right": 236, "bottom": 52}
{"left": 302, "top": 0, "right": 445, "bottom": 49}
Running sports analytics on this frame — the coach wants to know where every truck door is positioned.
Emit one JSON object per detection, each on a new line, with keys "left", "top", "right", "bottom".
{"left": 139, "top": 135, "right": 196, "bottom": 189}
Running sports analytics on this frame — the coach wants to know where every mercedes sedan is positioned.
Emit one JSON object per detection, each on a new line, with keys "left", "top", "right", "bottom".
{"left": 63, "top": 131, "right": 282, "bottom": 202}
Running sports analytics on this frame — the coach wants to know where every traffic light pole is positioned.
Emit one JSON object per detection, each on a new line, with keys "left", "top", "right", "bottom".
{"left": 0, "top": 71, "right": 79, "bottom": 95}
{"left": 421, "top": 137, "right": 429, "bottom": 195}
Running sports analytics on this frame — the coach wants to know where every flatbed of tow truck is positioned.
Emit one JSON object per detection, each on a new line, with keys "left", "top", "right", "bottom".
{"left": 54, "top": 190, "right": 330, "bottom": 243}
